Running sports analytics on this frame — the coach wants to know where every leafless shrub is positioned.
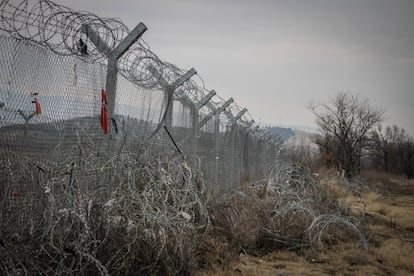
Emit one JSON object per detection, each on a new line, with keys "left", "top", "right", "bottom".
{"left": 208, "top": 190, "right": 268, "bottom": 252}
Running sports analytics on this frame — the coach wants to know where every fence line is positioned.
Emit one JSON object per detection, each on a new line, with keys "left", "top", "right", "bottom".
{"left": 0, "top": 1, "right": 285, "bottom": 273}
{"left": 0, "top": 0, "right": 282, "bottom": 191}
{"left": 0, "top": 3, "right": 373, "bottom": 275}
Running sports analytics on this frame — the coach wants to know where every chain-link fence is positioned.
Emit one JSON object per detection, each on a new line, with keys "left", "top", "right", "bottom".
{"left": 0, "top": 1, "right": 286, "bottom": 273}
{"left": 0, "top": 0, "right": 282, "bottom": 192}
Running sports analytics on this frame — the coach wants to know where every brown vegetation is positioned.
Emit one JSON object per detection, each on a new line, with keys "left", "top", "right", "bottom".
{"left": 194, "top": 169, "right": 414, "bottom": 275}
{"left": 1, "top": 155, "right": 371, "bottom": 275}
{"left": 1, "top": 130, "right": 412, "bottom": 275}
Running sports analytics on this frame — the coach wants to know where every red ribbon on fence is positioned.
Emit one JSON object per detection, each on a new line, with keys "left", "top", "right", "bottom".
{"left": 100, "top": 89, "right": 108, "bottom": 134}
{"left": 101, "top": 105, "right": 108, "bottom": 134}
{"left": 32, "top": 97, "right": 42, "bottom": 115}
{"left": 101, "top": 89, "right": 107, "bottom": 105}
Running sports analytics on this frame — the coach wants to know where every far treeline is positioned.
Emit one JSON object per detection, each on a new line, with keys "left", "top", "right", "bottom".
{"left": 287, "top": 92, "right": 414, "bottom": 180}
{"left": 262, "top": 126, "right": 294, "bottom": 141}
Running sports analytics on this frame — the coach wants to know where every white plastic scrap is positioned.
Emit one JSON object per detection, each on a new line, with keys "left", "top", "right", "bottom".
{"left": 104, "top": 198, "right": 116, "bottom": 209}
{"left": 126, "top": 219, "right": 136, "bottom": 233}
{"left": 180, "top": 211, "right": 191, "bottom": 222}
{"left": 109, "top": 215, "right": 122, "bottom": 225}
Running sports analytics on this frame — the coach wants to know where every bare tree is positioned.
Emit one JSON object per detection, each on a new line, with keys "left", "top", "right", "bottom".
{"left": 309, "top": 93, "right": 384, "bottom": 180}
{"left": 368, "top": 125, "right": 414, "bottom": 178}
{"left": 398, "top": 136, "right": 414, "bottom": 179}
{"left": 368, "top": 125, "right": 406, "bottom": 173}
{"left": 314, "top": 133, "right": 337, "bottom": 169}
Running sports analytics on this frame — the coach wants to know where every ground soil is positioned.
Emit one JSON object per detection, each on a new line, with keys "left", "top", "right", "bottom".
{"left": 195, "top": 170, "right": 414, "bottom": 275}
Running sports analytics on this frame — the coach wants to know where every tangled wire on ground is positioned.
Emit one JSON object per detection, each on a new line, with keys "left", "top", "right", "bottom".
{"left": 0, "top": 147, "right": 370, "bottom": 275}
{"left": 308, "top": 214, "right": 368, "bottom": 252}
{"left": 211, "top": 160, "right": 369, "bottom": 253}
{"left": 0, "top": 131, "right": 210, "bottom": 275}
{"left": 0, "top": 119, "right": 368, "bottom": 275}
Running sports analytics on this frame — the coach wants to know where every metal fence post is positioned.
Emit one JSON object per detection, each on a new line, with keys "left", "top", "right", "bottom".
{"left": 83, "top": 22, "right": 147, "bottom": 132}
{"left": 214, "top": 110, "right": 220, "bottom": 189}
{"left": 196, "top": 97, "right": 233, "bottom": 188}
{"left": 197, "top": 97, "right": 233, "bottom": 130}
{"left": 148, "top": 66, "right": 196, "bottom": 130}
{"left": 194, "top": 90, "right": 215, "bottom": 155}
{"left": 234, "top": 108, "right": 247, "bottom": 123}
{"left": 82, "top": 23, "right": 147, "bottom": 192}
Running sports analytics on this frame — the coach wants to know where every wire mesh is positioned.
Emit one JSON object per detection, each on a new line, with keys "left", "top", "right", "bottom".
{"left": 0, "top": 0, "right": 284, "bottom": 188}
{"left": 0, "top": 1, "right": 288, "bottom": 273}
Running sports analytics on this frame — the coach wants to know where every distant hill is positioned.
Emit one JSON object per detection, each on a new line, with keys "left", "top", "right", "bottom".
{"left": 263, "top": 126, "right": 294, "bottom": 141}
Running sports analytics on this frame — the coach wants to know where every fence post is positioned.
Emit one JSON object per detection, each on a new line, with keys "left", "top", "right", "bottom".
{"left": 197, "top": 97, "right": 233, "bottom": 188}
{"left": 147, "top": 66, "right": 196, "bottom": 158}
{"left": 231, "top": 107, "right": 247, "bottom": 184}
{"left": 148, "top": 66, "right": 196, "bottom": 130}
{"left": 192, "top": 106, "right": 199, "bottom": 154}
{"left": 83, "top": 22, "right": 147, "bottom": 132}
{"left": 214, "top": 110, "right": 220, "bottom": 189}
{"left": 193, "top": 90, "right": 215, "bottom": 154}
{"left": 234, "top": 108, "right": 247, "bottom": 123}
{"left": 197, "top": 97, "right": 233, "bottom": 130}
{"left": 196, "top": 90, "right": 216, "bottom": 110}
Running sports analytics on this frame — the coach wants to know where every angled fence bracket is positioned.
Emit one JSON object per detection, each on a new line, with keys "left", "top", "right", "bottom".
{"left": 246, "top": 120, "right": 255, "bottom": 129}
{"left": 197, "top": 90, "right": 216, "bottom": 109}
{"left": 148, "top": 66, "right": 196, "bottom": 135}
{"left": 198, "top": 97, "right": 233, "bottom": 130}
{"left": 174, "top": 68, "right": 197, "bottom": 88}
{"left": 234, "top": 108, "right": 247, "bottom": 122}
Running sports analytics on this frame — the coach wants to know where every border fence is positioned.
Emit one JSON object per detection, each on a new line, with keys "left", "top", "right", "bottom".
{"left": 0, "top": 2, "right": 283, "bottom": 272}
{"left": 0, "top": 0, "right": 282, "bottom": 191}
{"left": 0, "top": 2, "right": 372, "bottom": 275}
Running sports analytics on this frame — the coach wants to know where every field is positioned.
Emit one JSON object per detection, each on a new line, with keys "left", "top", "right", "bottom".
{"left": 195, "top": 170, "right": 414, "bottom": 276}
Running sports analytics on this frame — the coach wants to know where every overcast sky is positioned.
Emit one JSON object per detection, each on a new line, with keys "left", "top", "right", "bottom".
{"left": 55, "top": 0, "right": 414, "bottom": 134}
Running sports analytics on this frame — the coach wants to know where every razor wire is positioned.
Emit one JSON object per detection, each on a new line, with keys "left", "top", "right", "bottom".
{"left": 0, "top": 0, "right": 268, "bottom": 125}
{"left": 0, "top": 0, "right": 285, "bottom": 199}
{"left": 0, "top": 2, "right": 372, "bottom": 272}
{"left": 0, "top": 0, "right": 186, "bottom": 90}
{"left": 0, "top": 0, "right": 284, "bottom": 189}
{"left": 0, "top": 0, "right": 280, "bottom": 165}
{"left": 209, "top": 160, "right": 368, "bottom": 252}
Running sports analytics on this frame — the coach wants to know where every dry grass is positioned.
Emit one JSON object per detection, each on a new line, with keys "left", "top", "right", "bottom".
{"left": 376, "top": 238, "right": 414, "bottom": 272}
{"left": 193, "top": 164, "right": 370, "bottom": 275}
{"left": 194, "top": 169, "right": 414, "bottom": 276}
{"left": 3, "top": 144, "right": 412, "bottom": 276}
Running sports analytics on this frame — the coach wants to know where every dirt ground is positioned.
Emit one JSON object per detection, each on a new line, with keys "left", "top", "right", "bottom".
{"left": 195, "top": 171, "right": 414, "bottom": 276}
